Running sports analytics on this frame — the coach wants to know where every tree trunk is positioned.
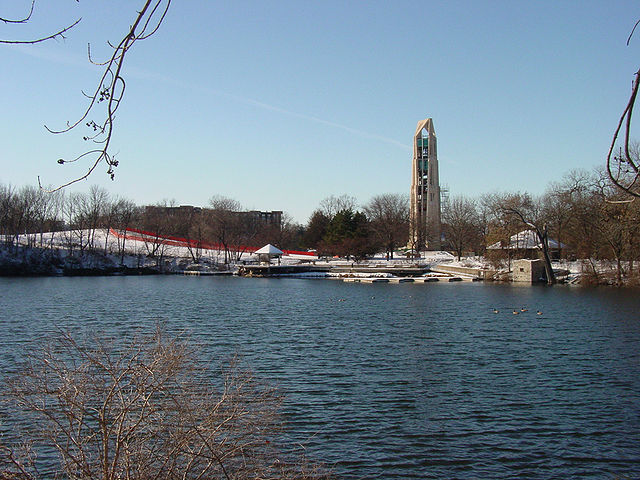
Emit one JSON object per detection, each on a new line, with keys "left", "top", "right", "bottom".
{"left": 537, "top": 226, "right": 556, "bottom": 285}
{"left": 616, "top": 257, "right": 623, "bottom": 286}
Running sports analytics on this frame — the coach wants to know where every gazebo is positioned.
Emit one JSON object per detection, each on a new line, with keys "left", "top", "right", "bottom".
{"left": 487, "top": 229, "right": 565, "bottom": 259}
{"left": 254, "top": 244, "right": 283, "bottom": 265}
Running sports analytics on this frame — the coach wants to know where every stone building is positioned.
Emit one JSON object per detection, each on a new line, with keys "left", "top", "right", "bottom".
{"left": 512, "top": 259, "right": 546, "bottom": 283}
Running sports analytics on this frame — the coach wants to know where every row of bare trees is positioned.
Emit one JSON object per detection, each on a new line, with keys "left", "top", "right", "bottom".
{"left": 0, "top": 186, "right": 412, "bottom": 264}
{"left": 435, "top": 169, "right": 640, "bottom": 285}
{"left": 0, "top": 184, "right": 137, "bottom": 259}
{"left": 0, "top": 184, "right": 304, "bottom": 267}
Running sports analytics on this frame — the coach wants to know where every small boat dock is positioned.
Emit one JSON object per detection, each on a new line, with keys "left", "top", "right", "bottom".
{"left": 238, "top": 264, "right": 331, "bottom": 276}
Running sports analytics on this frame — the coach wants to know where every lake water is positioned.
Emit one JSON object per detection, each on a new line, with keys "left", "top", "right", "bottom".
{"left": 1, "top": 276, "right": 639, "bottom": 479}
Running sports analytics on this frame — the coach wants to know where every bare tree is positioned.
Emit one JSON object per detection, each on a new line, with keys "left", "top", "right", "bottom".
{"left": 0, "top": 184, "right": 17, "bottom": 247}
{"left": 475, "top": 194, "right": 495, "bottom": 256}
{"left": 279, "top": 213, "right": 306, "bottom": 251}
{"left": 12, "top": 186, "right": 38, "bottom": 248}
{"left": 625, "top": 199, "right": 640, "bottom": 278}
{"left": 318, "top": 195, "right": 358, "bottom": 220}
{"left": 32, "top": 188, "right": 63, "bottom": 249}
{"left": 542, "top": 173, "right": 587, "bottom": 260}
{"left": 83, "top": 185, "right": 110, "bottom": 251}
{"left": 208, "top": 196, "right": 244, "bottom": 265}
{"left": 589, "top": 170, "right": 640, "bottom": 285}
{"left": 111, "top": 198, "right": 139, "bottom": 265}
{"left": 184, "top": 210, "right": 205, "bottom": 264}
{"left": 481, "top": 193, "right": 522, "bottom": 270}
{"left": 0, "top": 185, "right": 61, "bottom": 250}
{"left": 140, "top": 201, "right": 176, "bottom": 269}
{"left": 0, "top": 184, "right": 62, "bottom": 250}
{"left": 498, "top": 193, "right": 556, "bottom": 285}
{"left": 2, "top": 327, "right": 332, "bottom": 480}
{"left": 363, "top": 193, "right": 409, "bottom": 259}
{"left": 552, "top": 169, "right": 637, "bottom": 284}
{"left": 167, "top": 206, "right": 205, "bottom": 264}
{"left": 65, "top": 192, "right": 94, "bottom": 255}
{"left": 442, "top": 195, "right": 482, "bottom": 261}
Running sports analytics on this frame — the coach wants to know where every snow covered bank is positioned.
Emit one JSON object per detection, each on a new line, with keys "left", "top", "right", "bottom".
{"left": 4, "top": 229, "right": 638, "bottom": 285}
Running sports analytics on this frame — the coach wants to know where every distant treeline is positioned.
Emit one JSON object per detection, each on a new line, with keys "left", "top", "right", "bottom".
{"left": 0, "top": 186, "right": 304, "bottom": 266}
{"left": 300, "top": 168, "right": 640, "bottom": 286}
{"left": 2, "top": 167, "right": 640, "bottom": 283}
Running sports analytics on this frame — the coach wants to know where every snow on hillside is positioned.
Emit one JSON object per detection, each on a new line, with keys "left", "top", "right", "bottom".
{"left": 9, "top": 228, "right": 587, "bottom": 279}
{"left": 12, "top": 229, "right": 317, "bottom": 270}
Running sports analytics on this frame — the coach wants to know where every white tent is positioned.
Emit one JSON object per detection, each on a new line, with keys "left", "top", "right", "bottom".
{"left": 254, "top": 244, "right": 283, "bottom": 255}
{"left": 254, "top": 244, "right": 283, "bottom": 264}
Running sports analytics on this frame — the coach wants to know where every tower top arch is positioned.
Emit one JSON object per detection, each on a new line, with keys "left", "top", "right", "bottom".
{"left": 414, "top": 118, "right": 435, "bottom": 137}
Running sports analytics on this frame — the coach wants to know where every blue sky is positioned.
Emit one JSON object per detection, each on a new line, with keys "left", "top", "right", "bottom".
{"left": 1, "top": 1, "right": 638, "bottom": 223}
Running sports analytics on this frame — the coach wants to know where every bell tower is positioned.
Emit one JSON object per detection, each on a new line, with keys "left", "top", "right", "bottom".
{"left": 409, "top": 118, "right": 441, "bottom": 251}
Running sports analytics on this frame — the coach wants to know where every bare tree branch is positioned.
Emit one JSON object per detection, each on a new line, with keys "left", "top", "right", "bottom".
{"left": 607, "top": 20, "right": 640, "bottom": 198}
{"left": 628, "top": 19, "right": 640, "bottom": 45}
{"left": 37, "top": 0, "right": 171, "bottom": 192}
{"left": 0, "top": 17, "right": 81, "bottom": 44}
{"left": 0, "top": 0, "right": 36, "bottom": 24}
{"left": 1, "top": 1, "right": 81, "bottom": 45}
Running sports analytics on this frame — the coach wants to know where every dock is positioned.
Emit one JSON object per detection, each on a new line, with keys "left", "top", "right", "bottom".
{"left": 236, "top": 262, "right": 486, "bottom": 282}
{"left": 330, "top": 265, "right": 429, "bottom": 277}
{"left": 343, "top": 277, "right": 390, "bottom": 283}
{"left": 181, "top": 270, "right": 233, "bottom": 276}
{"left": 341, "top": 275, "right": 477, "bottom": 284}
{"left": 238, "top": 264, "right": 330, "bottom": 277}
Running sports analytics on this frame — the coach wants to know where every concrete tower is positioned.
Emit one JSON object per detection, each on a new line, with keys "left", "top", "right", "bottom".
{"left": 409, "top": 118, "right": 441, "bottom": 251}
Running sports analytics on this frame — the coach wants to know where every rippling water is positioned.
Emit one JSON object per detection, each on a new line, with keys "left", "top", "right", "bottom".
{"left": 1, "top": 276, "right": 640, "bottom": 479}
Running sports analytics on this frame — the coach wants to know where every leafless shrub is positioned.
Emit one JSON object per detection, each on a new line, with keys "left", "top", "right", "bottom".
{"left": 0, "top": 327, "right": 332, "bottom": 480}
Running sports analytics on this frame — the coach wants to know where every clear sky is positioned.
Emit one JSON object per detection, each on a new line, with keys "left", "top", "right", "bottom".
{"left": 1, "top": 1, "right": 638, "bottom": 223}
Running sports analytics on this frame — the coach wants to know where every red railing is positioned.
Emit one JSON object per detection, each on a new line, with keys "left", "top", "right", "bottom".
{"left": 109, "top": 228, "right": 316, "bottom": 257}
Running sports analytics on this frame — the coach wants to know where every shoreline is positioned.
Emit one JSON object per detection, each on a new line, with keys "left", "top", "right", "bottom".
{"left": 2, "top": 243, "right": 638, "bottom": 287}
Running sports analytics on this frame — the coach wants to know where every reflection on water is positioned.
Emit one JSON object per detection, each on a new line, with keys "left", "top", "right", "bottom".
{"left": 1, "top": 276, "right": 639, "bottom": 479}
